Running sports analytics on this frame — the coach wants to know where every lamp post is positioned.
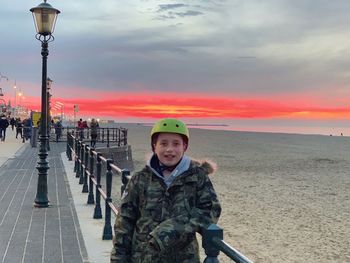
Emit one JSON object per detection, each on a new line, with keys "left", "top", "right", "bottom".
{"left": 47, "top": 78, "right": 53, "bottom": 122}
{"left": 30, "top": 0, "right": 60, "bottom": 208}
{"left": 13, "top": 81, "right": 17, "bottom": 109}
{"left": 18, "top": 91, "right": 22, "bottom": 107}
{"left": 16, "top": 90, "right": 23, "bottom": 117}
{"left": 47, "top": 78, "right": 53, "bottom": 151}
{"left": 0, "top": 74, "right": 8, "bottom": 111}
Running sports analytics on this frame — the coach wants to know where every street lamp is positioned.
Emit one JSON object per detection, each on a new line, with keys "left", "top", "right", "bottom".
{"left": 13, "top": 81, "right": 17, "bottom": 108}
{"left": 47, "top": 78, "right": 53, "bottom": 151}
{"left": 47, "top": 78, "right": 53, "bottom": 124}
{"left": 18, "top": 91, "right": 23, "bottom": 106}
{"left": 0, "top": 73, "right": 8, "bottom": 102}
{"left": 30, "top": 0, "right": 60, "bottom": 208}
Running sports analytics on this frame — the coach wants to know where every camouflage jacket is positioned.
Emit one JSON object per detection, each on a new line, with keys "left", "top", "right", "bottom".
{"left": 110, "top": 159, "right": 221, "bottom": 263}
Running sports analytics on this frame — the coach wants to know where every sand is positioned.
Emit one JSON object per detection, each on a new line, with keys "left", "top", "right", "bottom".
{"left": 114, "top": 123, "right": 350, "bottom": 263}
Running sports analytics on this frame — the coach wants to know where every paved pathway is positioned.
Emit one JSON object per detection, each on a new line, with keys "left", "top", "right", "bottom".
{"left": 0, "top": 141, "right": 89, "bottom": 263}
{"left": 0, "top": 128, "right": 26, "bottom": 167}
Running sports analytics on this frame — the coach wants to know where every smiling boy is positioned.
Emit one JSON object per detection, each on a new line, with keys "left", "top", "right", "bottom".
{"left": 111, "top": 118, "right": 221, "bottom": 263}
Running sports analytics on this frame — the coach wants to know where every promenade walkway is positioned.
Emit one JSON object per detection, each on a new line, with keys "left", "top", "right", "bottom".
{"left": 0, "top": 129, "right": 111, "bottom": 263}
{"left": 0, "top": 128, "right": 25, "bottom": 167}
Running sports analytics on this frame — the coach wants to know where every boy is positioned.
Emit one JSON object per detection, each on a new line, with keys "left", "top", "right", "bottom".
{"left": 111, "top": 118, "right": 221, "bottom": 263}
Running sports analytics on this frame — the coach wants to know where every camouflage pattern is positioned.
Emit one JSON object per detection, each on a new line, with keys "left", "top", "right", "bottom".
{"left": 110, "top": 160, "right": 221, "bottom": 263}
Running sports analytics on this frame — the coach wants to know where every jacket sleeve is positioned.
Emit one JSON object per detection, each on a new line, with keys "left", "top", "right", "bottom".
{"left": 149, "top": 172, "right": 221, "bottom": 253}
{"left": 110, "top": 174, "right": 140, "bottom": 262}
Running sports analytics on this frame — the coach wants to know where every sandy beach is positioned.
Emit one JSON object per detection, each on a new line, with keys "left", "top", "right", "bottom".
{"left": 115, "top": 123, "right": 350, "bottom": 263}
{"left": 1, "top": 123, "right": 349, "bottom": 262}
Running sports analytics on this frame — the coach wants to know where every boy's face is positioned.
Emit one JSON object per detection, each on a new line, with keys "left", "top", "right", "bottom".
{"left": 154, "top": 133, "right": 187, "bottom": 167}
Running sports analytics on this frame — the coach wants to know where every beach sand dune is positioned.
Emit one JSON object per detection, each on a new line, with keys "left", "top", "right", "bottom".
{"left": 114, "top": 124, "right": 350, "bottom": 263}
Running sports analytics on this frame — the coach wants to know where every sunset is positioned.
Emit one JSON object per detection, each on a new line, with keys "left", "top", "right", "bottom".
{"left": 13, "top": 91, "right": 350, "bottom": 121}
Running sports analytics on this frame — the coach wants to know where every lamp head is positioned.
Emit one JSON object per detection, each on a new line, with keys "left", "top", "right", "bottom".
{"left": 30, "top": 0, "right": 60, "bottom": 36}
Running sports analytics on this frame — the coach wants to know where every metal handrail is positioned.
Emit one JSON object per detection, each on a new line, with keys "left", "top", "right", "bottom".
{"left": 66, "top": 132, "right": 129, "bottom": 240}
{"left": 49, "top": 126, "right": 128, "bottom": 147}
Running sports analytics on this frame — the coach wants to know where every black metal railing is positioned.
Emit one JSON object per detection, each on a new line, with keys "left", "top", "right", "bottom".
{"left": 47, "top": 126, "right": 128, "bottom": 147}
{"left": 66, "top": 132, "right": 253, "bottom": 263}
{"left": 67, "top": 131, "right": 131, "bottom": 239}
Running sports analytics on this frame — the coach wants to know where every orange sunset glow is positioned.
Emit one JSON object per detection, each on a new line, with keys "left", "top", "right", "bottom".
{"left": 14, "top": 92, "right": 350, "bottom": 121}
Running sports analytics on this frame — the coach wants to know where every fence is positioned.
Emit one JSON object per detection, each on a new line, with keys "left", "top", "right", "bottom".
{"left": 43, "top": 126, "right": 128, "bottom": 147}
{"left": 66, "top": 132, "right": 253, "bottom": 263}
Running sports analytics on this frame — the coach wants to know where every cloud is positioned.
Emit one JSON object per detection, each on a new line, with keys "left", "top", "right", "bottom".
{"left": 172, "top": 10, "right": 203, "bottom": 17}
{"left": 155, "top": 3, "right": 203, "bottom": 20}
{"left": 158, "top": 4, "right": 187, "bottom": 11}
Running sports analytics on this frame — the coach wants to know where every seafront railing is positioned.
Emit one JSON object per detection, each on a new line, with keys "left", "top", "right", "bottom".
{"left": 48, "top": 126, "right": 128, "bottom": 147}
{"left": 66, "top": 132, "right": 253, "bottom": 263}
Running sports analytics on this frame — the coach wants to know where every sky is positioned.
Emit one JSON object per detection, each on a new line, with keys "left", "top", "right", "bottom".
{"left": 1, "top": 0, "right": 350, "bottom": 135}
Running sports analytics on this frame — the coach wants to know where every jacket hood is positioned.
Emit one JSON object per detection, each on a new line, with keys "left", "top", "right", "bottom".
{"left": 190, "top": 159, "right": 217, "bottom": 175}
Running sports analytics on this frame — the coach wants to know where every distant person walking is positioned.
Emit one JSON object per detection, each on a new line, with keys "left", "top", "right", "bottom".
{"left": 90, "top": 118, "right": 99, "bottom": 147}
{"left": 10, "top": 117, "right": 16, "bottom": 131}
{"left": 77, "top": 118, "right": 84, "bottom": 139}
{"left": 0, "top": 114, "right": 10, "bottom": 141}
{"left": 77, "top": 118, "right": 83, "bottom": 128}
{"left": 55, "top": 121, "right": 63, "bottom": 142}
{"left": 15, "top": 118, "right": 24, "bottom": 139}
{"left": 23, "top": 118, "right": 33, "bottom": 141}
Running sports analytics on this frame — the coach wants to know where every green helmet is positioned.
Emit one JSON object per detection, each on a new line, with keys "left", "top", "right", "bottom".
{"left": 151, "top": 118, "right": 189, "bottom": 141}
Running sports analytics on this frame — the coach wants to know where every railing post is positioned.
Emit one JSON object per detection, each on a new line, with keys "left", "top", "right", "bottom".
{"left": 123, "top": 129, "right": 127, "bottom": 145}
{"left": 121, "top": 169, "right": 130, "bottom": 196}
{"left": 93, "top": 153, "right": 102, "bottom": 219}
{"left": 75, "top": 141, "right": 81, "bottom": 177}
{"left": 202, "top": 224, "right": 222, "bottom": 263}
{"left": 66, "top": 132, "right": 69, "bottom": 157}
{"left": 102, "top": 128, "right": 105, "bottom": 143}
{"left": 102, "top": 159, "right": 113, "bottom": 240}
{"left": 97, "top": 128, "right": 100, "bottom": 144}
{"left": 112, "top": 128, "right": 115, "bottom": 142}
{"left": 82, "top": 145, "right": 89, "bottom": 193}
{"left": 87, "top": 148, "right": 95, "bottom": 204}
{"left": 107, "top": 129, "right": 110, "bottom": 148}
{"left": 79, "top": 127, "right": 83, "bottom": 141}
{"left": 118, "top": 128, "right": 121, "bottom": 147}
{"left": 73, "top": 136, "right": 78, "bottom": 172}
{"left": 79, "top": 142, "right": 85, "bottom": 184}
{"left": 67, "top": 132, "right": 72, "bottom": 161}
